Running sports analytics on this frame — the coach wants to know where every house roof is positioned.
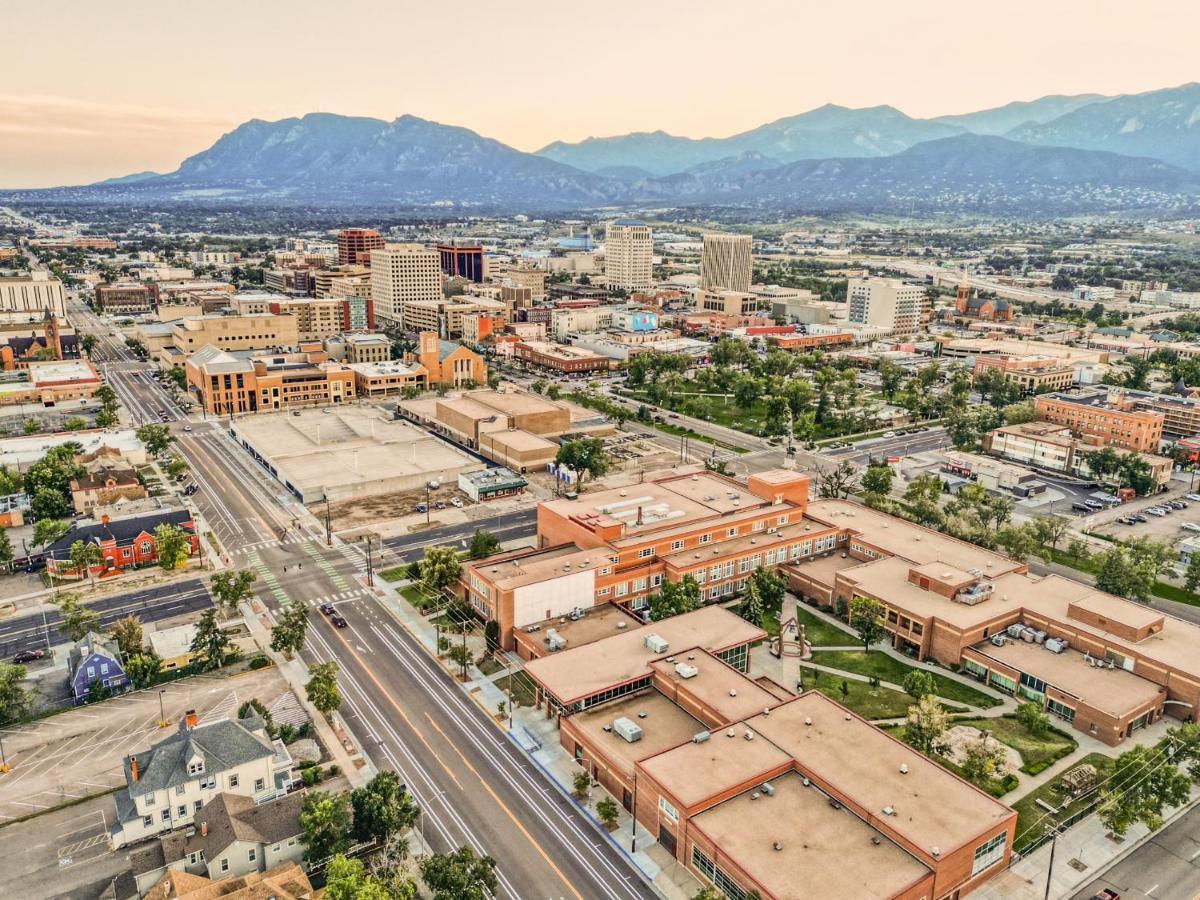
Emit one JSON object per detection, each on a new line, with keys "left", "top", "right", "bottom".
{"left": 123, "top": 712, "right": 275, "bottom": 799}
{"left": 141, "top": 862, "right": 315, "bottom": 900}
{"left": 68, "top": 630, "right": 123, "bottom": 679}
{"left": 186, "top": 792, "right": 305, "bottom": 861}
{"left": 46, "top": 508, "right": 193, "bottom": 555}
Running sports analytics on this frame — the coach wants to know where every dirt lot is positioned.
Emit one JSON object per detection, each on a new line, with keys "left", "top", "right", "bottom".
{"left": 0, "top": 665, "right": 297, "bottom": 824}
{"left": 320, "top": 485, "right": 474, "bottom": 532}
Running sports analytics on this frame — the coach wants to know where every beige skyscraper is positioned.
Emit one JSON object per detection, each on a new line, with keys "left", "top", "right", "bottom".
{"left": 846, "top": 276, "right": 925, "bottom": 336}
{"left": 604, "top": 220, "right": 653, "bottom": 292}
{"left": 700, "top": 232, "right": 753, "bottom": 293}
{"left": 369, "top": 244, "right": 442, "bottom": 328}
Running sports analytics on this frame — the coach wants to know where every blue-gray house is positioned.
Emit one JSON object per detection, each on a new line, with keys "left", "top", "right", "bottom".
{"left": 68, "top": 631, "right": 128, "bottom": 703}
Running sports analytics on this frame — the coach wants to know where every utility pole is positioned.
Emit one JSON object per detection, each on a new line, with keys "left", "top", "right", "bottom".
{"left": 0, "top": 734, "right": 9, "bottom": 773}
{"left": 363, "top": 536, "right": 374, "bottom": 588}
{"left": 630, "top": 770, "right": 638, "bottom": 853}
{"left": 158, "top": 689, "right": 169, "bottom": 729}
{"left": 324, "top": 498, "right": 332, "bottom": 547}
{"left": 1043, "top": 830, "right": 1058, "bottom": 900}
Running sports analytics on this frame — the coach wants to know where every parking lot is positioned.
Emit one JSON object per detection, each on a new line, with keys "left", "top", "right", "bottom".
{"left": 0, "top": 794, "right": 129, "bottom": 900}
{"left": 0, "top": 665, "right": 294, "bottom": 824}
{"left": 1094, "top": 492, "right": 1200, "bottom": 544}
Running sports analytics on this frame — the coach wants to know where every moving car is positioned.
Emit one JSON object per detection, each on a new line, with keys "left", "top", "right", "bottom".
{"left": 13, "top": 648, "right": 45, "bottom": 664}
{"left": 319, "top": 602, "right": 336, "bottom": 615}
{"left": 330, "top": 613, "right": 348, "bottom": 628}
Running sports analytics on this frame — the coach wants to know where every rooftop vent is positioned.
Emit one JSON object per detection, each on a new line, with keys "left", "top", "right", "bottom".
{"left": 726, "top": 729, "right": 735, "bottom": 738}
{"left": 882, "top": 806, "right": 895, "bottom": 817}
{"left": 613, "top": 717, "right": 643, "bottom": 743}
{"left": 772, "top": 842, "right": 783, "bottom": 852}
{"left": 616, "top": 621, "right": 627, "bottom": 630}
{"left": 761, "top": 782, "right": 775, "bottom": 796}
{"left": 932, "top": 847, "right": 941, "bottom": 858}
{"left": 692, "top": 730, "right": 711, "bottom": 744}
{"left": 744, "top": 731, "right": 755, "bottom": 741}
{"left": 899, "top": 764, "right": 909, "bottom": 775}
{"left": 804, "top": 717, "right": 812, "bottom": 726}
{"left": 751, "top": 792, "right": 760, "bottom": 800}
{"left": 729, "top": 688, "right": 738, "bottom": 697}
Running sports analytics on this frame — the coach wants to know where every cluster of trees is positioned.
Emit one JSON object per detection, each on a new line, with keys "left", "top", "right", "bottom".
{"left": 1080, "top": 446, "right": 1157, "bottom": 496}
{"left": 554, "top": 438, "right": 609, "bottom": 490}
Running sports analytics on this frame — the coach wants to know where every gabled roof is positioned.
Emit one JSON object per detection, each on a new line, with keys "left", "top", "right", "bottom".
{"left": 188, "top": 792, "right": 305, "bottom": 859}
{"left": 46, "top": 508, "right": 193, "bottom": 555}
{"left": 123, "top": 713, "right": 275, "bottom": 799}
{"left": 68, "top": 630, "right": 124, "bottom": 678}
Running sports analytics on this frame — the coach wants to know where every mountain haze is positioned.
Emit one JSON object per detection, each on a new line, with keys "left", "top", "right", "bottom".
{"left": 931, "top": 93, "right": 1107, "bottom": 135}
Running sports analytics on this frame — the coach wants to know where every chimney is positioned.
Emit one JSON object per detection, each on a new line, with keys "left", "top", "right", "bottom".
{"left": 184, "top": 709, "right": 198, "bottom": 730}
{"left": 636, "top": 506, "right": 643, "bottom": 526}
{"left": 200, "top": 821, "right": 208, "bottom": 837}
{"left": 130, "top": 756, "right": 139, "bottom": 782}
{"left": 101, "top": 514, "right": 110, "bottom": 525}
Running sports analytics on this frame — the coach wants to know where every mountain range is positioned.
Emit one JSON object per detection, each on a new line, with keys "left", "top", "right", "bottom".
{"left": 4, "top": 82, "right": 1200, "bottom": 215}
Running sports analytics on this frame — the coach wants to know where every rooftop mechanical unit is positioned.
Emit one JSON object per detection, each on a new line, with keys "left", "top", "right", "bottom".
{"left": 644, "top": 633, "right": 668, "bottom": 653}
{"left": 613, "top": 717, "right": 643, "bottom": 743}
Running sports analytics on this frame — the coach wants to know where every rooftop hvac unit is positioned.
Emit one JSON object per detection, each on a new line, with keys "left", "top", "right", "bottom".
{"left": 1044, "top": 638, "right": 1066, "bottom": 654}
{"left": 612, "top": 717, "right": 643, "bottom": 743}
{"left": 760, "top": 782, "right": 775, "bottom": 796}
{"left": 692, "top": 730, "right": 711, "bottom": 744}
{"left": 546, "top": 629, "right": 567, "bottom": 652}
{"left": 644, "top": 633, "right": 668, "bottom": 653}
{"left": 1034, "top": 630, "right": 1046, "bottom": 644}
{"left": 1021, "top": 628, "right": 1037, "bottom": 642}
{"left": 1006, "top": 624, "right": 1025, "bottom": 639}
{"left": 675, "top": 663, "right": 699, "bottom": 679}
{"left": 990, "top": 634, "right": 1007, "bottom": 647}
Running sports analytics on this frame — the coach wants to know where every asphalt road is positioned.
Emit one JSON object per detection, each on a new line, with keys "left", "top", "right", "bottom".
{"left": 379, "top": 509, "right": 539, "bottom": 564}
{"left": 0, "top": 579, "right": 211, "bottom": 660}
{"left": 1070, "top": 802, "right": 1200, "bottom": 900}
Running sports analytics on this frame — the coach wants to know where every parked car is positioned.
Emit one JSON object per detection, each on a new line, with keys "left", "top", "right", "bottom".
{"left": 1089, "top": 890, "right": 1119, "bottom": 900}
{"left": 434, "top": 500, "right": 446, "bottom": 510}
{"left": 1172, "top": 500, "right": 1188, "bottom": 509}
{"left": 883, "top": 431, "right": 897, "bottom": 438}
{"left": 13, "top": 648, "right": 45, "bottom": 664}
{"left": 183, "top": 483, "right": 199, "bottom": 496}
{"left": 451, "top": 497, "right": 464, "bottom": 508}
{"left": 1131, "top": 514, "right": 1148, "bottom": 523}
{"left": 1146, "top": 507, "right": 1167, "bottom": 516}
{"left": 319, "top": 602, "right": 336, "bottom": 615}
{"left": 1071, "top": 503, "right": 1092, "bottom": 512}
{"left": 330, "top": 613, "right": 349, "bottom": 628}
{"left": 1186, "top": 493, "right": 1200, "bottom": 503}
{"left": 1116, "top": 517, "right": 1133, "bottom": 525}
{"left": 1084, "top": 499, "right": 1104, "bottom": 509}
{"left": 415, "top": 503, "right": 428, "bottom": 513}
{"left": 1182, "top": 522, "right": 1200, "bottom": 533}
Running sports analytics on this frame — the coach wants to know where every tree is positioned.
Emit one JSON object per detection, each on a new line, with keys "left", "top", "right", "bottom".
{"left": 904, "top": 474, "right": 945, "bottom": 526}
{"left": 848, "top": 595, "right": 885, "bottom": 652}
{"left": 271, "top": 601, "right": 310, "bottom": 657}
{"left": 211, "top": 569, "right": 256, "bottom": 618}
{"left": 861, "top": 465, "right": 894, "bottom": 506}
{"left": 648, "top": 575, "right": 701, "bottom": 621}
{"left": 154, "top": 523, "right": 191, "bottom": 571}
{"left": 902, "top": 670, "right": 935, "bottom": 701}
{"left": 125, "top": 651, "right": 163, "bottom": 689}
{"left": 164, "top": 455, "right": 188, "bottom": 480}
{"left": 299, "top": 789, "right": 353, "bottom": 864}
{"left": 167, "top": 366, "right": 188, "bottom": 391}
{"left": 1001, "top": 399, "right": 1037, "bottom": 425}
{"left": 739, "top": 576, "right": 764, "bottom": 624}
{"left": 420, "top": 846, "right": 499, "bottom": 900}
{"left": 62, "top": 416, "right": 88, "bottom": 432}
{"left": 1030, "top": 515, "right": 1071, "bottom": 555}
{"left": 0, "top": 663, "right": 33, "bottom": 725}
{"left": 555, "top": 438, "right": 609, "bottom": 490}
{"left": 996, "top": 524, "right": 1038, "bottom": 562}
{"left": 531, "top": 379, "right": 548, "bottom": 395}
{"left": 1016, "top": 701, "right": 1050, "bottom": 737}
{"left": 136, "top": 424, "right": 175, "bottom": 456}
{"left": 95, "top": 407, "right": 118, "bottom": 429}
{"left": 447, "top": 643, "right": 473, "bottom": 678}
{"left": 814, "top": 460, "right": 859, "bottom": 499}
{"left": 352, "top": 770, "right": 420, "bottom": 845}
{"left": 1185, "top": 553, "right": 1200, "bottom": 594}
{"left": 54, "top": 591, "right": 99, "bottom": 642}
{"left": 324, "top": 855, "right": 403, "bottom": 900}
{"left": 904, "top": 695, "right": 950, "bottom": 755}
{"left": 468, "top": 530, "right": 501, "bottom": 560}
{"left": 93, "top": 384, "right": 118, "bottom": 411}
{"left": 1099, "top": 744, "right": 1191, "bottom": 837}
{"left": 595, "top": 795, "right": 620, "bottom": 829}
{"left": 32, "top": 485, "right": 71, "bottom": 520}
{"left": 961, "top": 735, "right": 1008, "bottom": 785}
{"left": 108, "top": 614, "right": 143, "bottom": 659}
{"left": 419, "top": 546, "right": 462, "bottom": 599}
{"left": 484, "top": 619, "right": 500, "bottom": 654}
{"left": 306, "top": 660, "right": 342, "bottom": 716}
{"left": 0, "top": 528, "right": 12, "bottom": 572}
{"left": 190, "top": 609, "right": 231, "bottom": 671}
{"left": 572, "top": 769, "right": 591, "bottom": 800}
{"left": 750, "top": 567, "right": 786, "bottom": 616}
{"left": 32, "top": 518, "right": 69, "bottom": 550}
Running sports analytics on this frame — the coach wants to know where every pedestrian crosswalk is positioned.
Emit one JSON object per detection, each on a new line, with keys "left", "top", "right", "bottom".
{"left": 304, "top": 588, "right": 369, "bottom": 608}
{"left": 300, "top": 542, "right": 350, "bottom": 591}
{"left": 229, "top": 533, "right": 312, "bottom": 556}
{"left": 247, "top": 551, "right": 290, "bottom": 605}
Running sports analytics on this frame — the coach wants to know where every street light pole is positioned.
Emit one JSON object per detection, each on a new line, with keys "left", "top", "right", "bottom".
{"left": 324, "top": 498, "right": 332, "bottom": 547}
{"left": 363, "top": 536, "right": 374, "bottom": 588}
{"left": 0, "top": 734, "right": 9, "bottom": 773}
{"left": 630, "top": 769, "right": 638, "bottom": 853}
{"left": 158, "top": 689, "right": 169, "bottom": 729}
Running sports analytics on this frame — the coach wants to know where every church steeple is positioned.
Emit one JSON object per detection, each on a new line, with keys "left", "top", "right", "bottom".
{"left": 42, "top": 307, "right": 63, "bottom": 360}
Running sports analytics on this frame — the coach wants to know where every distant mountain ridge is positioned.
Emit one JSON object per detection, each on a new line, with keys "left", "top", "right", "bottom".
{"left": 3, "top": 82, "right": 1199, "bottom": 216}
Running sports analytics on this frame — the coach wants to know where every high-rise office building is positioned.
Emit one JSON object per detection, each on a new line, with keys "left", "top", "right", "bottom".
{"left": 437, "top": 243, "right": 485, "bottom": 282}
{"left": 700, "top": 232, "right": 753, "bottom": 293}
{"left": 369, "top": 244, "right": 442, "bottom": 328}
{"left": 846, "top": 276, "right": 925, "bottom": 336}
{"left": 604, "top": 220, "right": 653, "bottom": 292}
{"left": 337, "top": 228, "right": 385, "bottom": 266}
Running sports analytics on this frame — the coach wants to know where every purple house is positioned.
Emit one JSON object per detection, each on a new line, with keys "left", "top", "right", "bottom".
{"left": 68, "top": 631, "right": 129, "bottom": 703}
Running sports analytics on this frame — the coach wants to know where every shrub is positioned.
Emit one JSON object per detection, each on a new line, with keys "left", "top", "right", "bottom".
{"left": 328, "top": 765, "right": 341, "bottom": 777}
{"left": 248, "top": 656, "right": 270, "bottom": 670}
{"left": 301, "top": 766, "right": 324, "bottom": 786}
{"left": 297, "top": 758, "right": 320, "bottom": 769}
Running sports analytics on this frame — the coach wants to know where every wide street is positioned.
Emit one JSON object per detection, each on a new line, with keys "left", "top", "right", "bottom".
{"left": 0, "top": 579, "right": 211, "bottom": 661}
{"left": 1071, "top": 802, "right": 1200, "bottom": 900}
{"left": 71, "top": 299, "right": 656, "bottom": 899}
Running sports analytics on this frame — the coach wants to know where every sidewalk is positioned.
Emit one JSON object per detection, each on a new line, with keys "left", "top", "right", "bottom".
{"left": 971, "top": 789, "right": 1200, "bottom": 900}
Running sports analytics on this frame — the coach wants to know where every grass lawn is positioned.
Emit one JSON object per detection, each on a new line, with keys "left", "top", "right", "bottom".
{"left": 495, "top": 671, "right": 538, "bottom": 709}
{"left": 1045, "top": 547, "right": 1200, "bottom": 608}
{"left": 794, "top": 605, "right": 856, "bottom": 647}
{"left": 799, "top": 667, "right": 913, "bottom": 720}
{"left": 380, "top": 567, "right": 408, "bottom": 583}
{"left": 879, "top": 722, "right": 1020, "bottom": 798}
{"left": 399, "top": 584, "right": 438, "bottom": 611}
{"left": 1011, "top": 753, "right": 1115, "bottom": 852}
{"left": 809, "top": 649, "right": 1002, "bottom": 708}
{"left": 477, "top": 656, "right": 505, "bottom": 677}
{"left": 958, "top": 715, "right": 1077, "bottom": 776}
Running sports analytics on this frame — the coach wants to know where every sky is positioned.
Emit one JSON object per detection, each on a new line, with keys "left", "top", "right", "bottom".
{"left": 1, "top": 0, "right": 1197, "bottom": 188}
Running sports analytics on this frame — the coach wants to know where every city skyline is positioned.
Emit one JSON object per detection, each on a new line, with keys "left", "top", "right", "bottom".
{"left": 2, "top": 0, "right": 1197, "bottom": 187}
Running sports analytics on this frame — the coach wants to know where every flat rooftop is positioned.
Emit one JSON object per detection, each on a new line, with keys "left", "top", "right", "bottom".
{"left": 28, "top": 360, "right": 99, "bottom": 385}
{"left": 524, "top": 605, "right": 766, "bottom": 705}
{"left": 517, "top": 603, "right": 642, "bottom": 651}
{"left": 349, "top": 360, "right": 424, "bottom": 377}
{"left": 748, "top": 693, "right": 1013, "bottom": 857}
{"left": 972, "top": 637, "right": 1164, "bottom": 718}
{"left": 473, "top": 545, "right": 604, "bottom": 592}
{"left": 230, "top": 406, "right": 480, "bottom": 500}
{"left": 650, "top": 650, "right": 786, "bottom": 724}
{"left": 691, "top": 771, "right": 931, "bottom": 900}
{"left": 569, "top": 690, "right": 705, "bottom": 778}
{"left": 466, "top": 389, "right": 563, "bottom": 417}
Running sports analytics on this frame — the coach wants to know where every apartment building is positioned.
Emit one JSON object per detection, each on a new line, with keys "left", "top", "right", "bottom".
{"left": 699, "top": 233, "right": 753, "bottom": 293}
{"left": 515, "top": 340, "right": 611, "bottom": 374}
{"left": 111, "top": 709, "right": 293, "bottom": 848}
{"left": 504, "top": 267, "right": 547, "bottom": 301}
{"left": 523, "top": 606, "right": 1016, "bottom": 900}
{"left": 1034, "top": 389, "right": 1164, "bottom": 452}
{"left": 336, "top": 228, "right": 384, "bottom": 265}
{"left": 351, "top": 360, "right": 428, "bottom": 399}
{"left": 185, "top": 345, "right": 356, "bottom": 415}
{"left": 973, "top": 355, "right": 1075, "bottom": 394}
{"left": 369, "top": 243, "right": 442, "bottom": 327}
{"left": 0, "top": 271, "right": 67, "bottom": 319}
{"left": 267, "top": 297, "right": 345, "bottom": 341}
{"left": 1104, "top": 386, "right": 1200, "bottom": 439}
{"left": 983, "top": 421, "right": 1172, "bottom": 487}
{"left": 438, "top": 243, "right": 485, "bottom": 282}
{"left": 847, "top": 276, "right": 925, "bottom": 336}
{"left": 463, "top": 470, "right": 816, "bottom": 646}
{"left": 402, "top": 295, "right": 506, "bottom": 338}
{"left": 95, "top": 281, "right": 159, "bottom": 313}
{"left": 604, "top": 220, "right": 654, "bottom": 292}
{"left": 171, "top": 314, "right": 300, "bottom": 355}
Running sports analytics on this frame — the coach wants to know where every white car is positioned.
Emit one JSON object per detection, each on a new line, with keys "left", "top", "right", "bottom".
{"left": 1146, "top": 507, "right": 1167, "bottom": 516}
{"left": 451, "top": 497, "right": 464, "bottom": 508}
{"left": 1187, "top": 494, "right": 1200, "bottom": 503}
{"left": 883, "top": 431, "right": 897, "bottom": 438}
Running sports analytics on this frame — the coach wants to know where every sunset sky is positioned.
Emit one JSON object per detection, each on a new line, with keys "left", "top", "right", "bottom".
{"left": 2, "top": 0, "right": 1196, "bottom": 187}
